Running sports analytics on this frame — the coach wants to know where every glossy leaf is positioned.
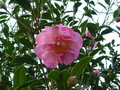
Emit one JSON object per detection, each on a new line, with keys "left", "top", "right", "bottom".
{"left": 98, "top": 2, "right": 107, "bottom": 10}
{"left": 74, "top": 2, "right": 82, "bottom": 14}
{"left": 2, "top": 23, "right": 9, "bottom": 38}
{"left": 101, "top": 27, "right": 113, "bottom": 35}
{"left": 0, "top": 12, "right": 7, "bottom": 15}
{"left": 92, "top": 56, "right": 108, "bottom": 66}
{"left": 13, "top": 65, "right": 27, "bottom": 89}
{"left": 105, "top": 0, "right": 110, "bottom": 5}
{"left": 15, "top": 79, "right": 43, "bottom": 90}
{"left": 72, "top": 56, "right": 92, "bottom": 76}
{"left": 87, "top": 23, "right": 99, "bottom": 36}
{"left": 13, "top": 55, "right": 37, "bottom": 65}
{"left": 48, "top": 70, "right": 60, "bottom": 81}
{"left": 19, "top": 37, "right": 33, "bottom": 49}
{"left": 15, "top": 0, "right": 32, "bottom": 11}
{"left": 89, "top": 48, "right": 102, "bottom": 56}
{"left": 80, "top": 20, "right": 88, "bottom": 33}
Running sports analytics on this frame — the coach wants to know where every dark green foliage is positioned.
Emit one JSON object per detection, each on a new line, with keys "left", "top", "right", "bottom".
{"left": 87, "top": 23, "right": 99, "bottom": 36}
{"left": 15, "top": 0, "right": 32, "bottom": 11}
{"left": 105, "top": 0, "right": 110, "bottom": 5}
{"left": 13, "top": 55, "right": 37, "bottom": 65}
{"left": 0, "top": 0, "right": 120, "bottom": 90}
{"left": 74, "top": 2, "right": 82, "bottom": 14}
{"left": 72, "top": 56, "right": 92, "bottom": 76}
{"left": 13, "top": 65, "right": 27, "bottom": 89}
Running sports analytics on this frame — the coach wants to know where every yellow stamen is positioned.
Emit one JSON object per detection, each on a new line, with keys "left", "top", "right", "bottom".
{"left": 54, "top": 40, "right": 69, "bottom": 53}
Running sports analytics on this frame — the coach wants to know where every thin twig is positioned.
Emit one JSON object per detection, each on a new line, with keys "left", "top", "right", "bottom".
{"left": 39, "top": 60, "right": 50, "bottom": 90}
{"left": 102, "top": 0, "right": 114, "bottom": 26}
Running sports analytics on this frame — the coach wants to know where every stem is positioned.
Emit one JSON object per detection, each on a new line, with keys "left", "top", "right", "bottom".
{"left": 102, "top": 0, "right": 114, "bottom": 26}
{"left": 79, "top": 70, "right": 84, "bottom": 89}
{"left": 39, "top": 60, "right": 50, "bottom": 90}
{"left": 32, "top": 1, "right": 50, "bottom": 89}
{"left": 35, "top": 0, "right": 41, "bottom": 30}
{"left": 79, "top": 14, "right": 85, "bottom": 25}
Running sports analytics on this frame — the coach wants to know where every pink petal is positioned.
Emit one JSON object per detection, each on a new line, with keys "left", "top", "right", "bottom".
{"left": 93, "top": 42, "right": 98, "bottom": 49}
{"left": 41, "top": 51, "right": 58, "bottom": 68}
{"left": 45, "top": 26, "right": 52, "bottom": 31}
{"left": 35, "top": 44, "right": 51, "bottom": 58}
{"left": 61, "top": 52, "right": 75, "bottom": 65}
{"left": 68, "top": 43, "right": 80, "bottom": 58}
{"left": 64, "top": 32, "right": 83, "bottom": 49}
{"left": 56, "top": 24, "right": 64, "bottom": 28}
{"left": 72, "top": 32, "right": 83, "bottom": 48}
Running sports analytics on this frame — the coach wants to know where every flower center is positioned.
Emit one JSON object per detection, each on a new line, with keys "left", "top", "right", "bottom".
{"left": 54, "top": 40, "right": 69, "bottom": 53}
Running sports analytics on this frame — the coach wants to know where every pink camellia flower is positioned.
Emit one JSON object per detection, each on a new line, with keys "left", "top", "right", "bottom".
{"left": 92, "top": 69, "right": 100, "bottom": 76}
{"left": 35, "top": 24, "right": 83, "bottom": 68}
{"left": 115, "top": 17, "right": 120, "bottom": 22}
{"left": 85, "top": 31, "right": 98, "bottom": 49}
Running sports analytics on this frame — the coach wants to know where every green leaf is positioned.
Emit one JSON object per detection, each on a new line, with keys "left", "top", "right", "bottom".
{"left": 87, "top": 23, "right": 99, "bottom": 36}
{"left": 84, "top": 6, "right": 92, "bottom": 18}
{"left": 74, "top": 2, "right": 82, "bottom": 14}
{"left": 54, "top": 2, "right": 61, "bottom": 10}
{"left": 17, "top": 17, "right": 32, "bottom": 31}
{"left": 15, "top": 79, "right": 43, "bottom": 90}
{"left": 72, "top": 56, "right": 92, "bottom": 76}
{"left": 85, "top": 0, "right": 90, "bottom": 3}
{"left": 48, "top": 70, "right": 60, "bottom": 81}
{"left": 0, "top": 19, "right": 7, "bottom": 23}
{"left": 13, "top": 65, "right": 27, "bottom": 90}
{"left": 17, "top": 17, "right": 33, "bottom": 44}
{"left": 2, "top": 23, "right": 9, "bottom": 38}
{"left": 38, "top": 21, "right": 61, "bottom": 30}
{"left": 101, "top": 27, "right": 113, "bottom": 35}
{"left": 48, "top": 70, "right": 70, "bottom": 90}
{"left": 89, "top": 48, "right": 101, "bottom": 56}
{"left": 90, "top": 1, "right": 95, "bottom": 6}
{"left": 116, "top": 26, "right": 120, "bottom": 30}
{"left": 0, "top": 12, "right": 7, "bottom": 15}
{"left": 42, "top": 12, "right": 52, "bottom": 20}
{"left": 69, "top": 20, "right": 78, "bottom": 26}
{"left": 92, "top": 56, "right": 107, "bottom": 66}
{"left": 13, "top": 55, "right": 37, "bottom": 65}
{"left": 57, "top": 70, "right": 70, "bottom": 90}
{"left": 53, "top": 8, "right": 60, "bottom": 18}
{"left": 0, "top": 15, "right": 8, "bottom": 19}
{"left": 98, "top": 2, "right": 107, "bottom": 10}
{"left": 19, "top": 37, "right": 33, "bottom": 49}
{"left": 15, "top": 0, "right": 32, "bottom": 11}
{"left": 105, "top": 0, "right": 110, "bottom": 5}
{"left": 113, "top": 7, "right": 120, "bottom": 18}
{"left": 59, "top": 70, "right": 70, "bottom": 82}
{"left": 12, "top": 5, "right": 20, "bottom": 15}
{"left": 80, "top": 20, "right": 88, "bottom": 33}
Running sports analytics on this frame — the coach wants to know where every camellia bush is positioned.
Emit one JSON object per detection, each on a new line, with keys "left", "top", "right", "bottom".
{"left": 0, "top": 0, "right": 120, "bottom": 90}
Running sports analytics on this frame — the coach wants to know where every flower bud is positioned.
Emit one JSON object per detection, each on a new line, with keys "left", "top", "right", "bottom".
{"left": 67, "top": 76, "right": 78, "bottom": 87}
{"left": 92, "top": 69, "right": 100, "bottom": 76}
{"left": 115, "top": 17, "right": 120, "bottom": 22}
